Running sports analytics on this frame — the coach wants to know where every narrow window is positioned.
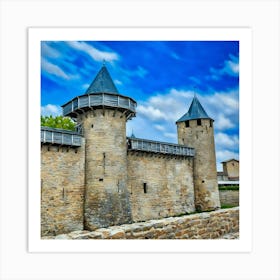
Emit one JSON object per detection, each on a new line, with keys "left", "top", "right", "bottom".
{"left": 197, "top": 119, "right": 202, "bottom": 126}
{"left": 185, "top": 120, "right": 189, "bottom": 127}
{"left": 143, "top": 183, "right": 147, "bottom": 193}
{"left": 210, "top": 120, "right": 213, "bottom": 127}
{"left": 62, "top": 188, "right": 66, "bottom": 200}
{"left": 103, "top": 152, "right": 106, "bottom": 176}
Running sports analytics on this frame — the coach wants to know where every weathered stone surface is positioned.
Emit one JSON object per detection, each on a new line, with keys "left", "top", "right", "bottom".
{"left": 219, "top": 190, "right": 239, "bottom": 206}
{"left": 222, "top": 160, "right": 239, "bottom": 178}
{"left": 177, "top": 119, "right": 220, "bottom": 211}
{"left": 79, "top": 109, "right": 133, "bottom": 230}
{"left": 109, "top": 229, "right": 125, "bottom": 239}
{"left": 41, "top": 143, "right": 85, "bottom": 236}
{"left": 51, "top": 207, "right": 239, "bottom": 240}
{"left": 128, "top": 152, "right": 195, "bottom": 222}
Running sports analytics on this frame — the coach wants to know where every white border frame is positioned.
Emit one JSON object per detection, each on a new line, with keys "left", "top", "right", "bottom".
{"left": 28, "top": 27, "right": 252, "bottom": 253}
{"left": 1, "top": 1, "right": 279, "bottom": 279}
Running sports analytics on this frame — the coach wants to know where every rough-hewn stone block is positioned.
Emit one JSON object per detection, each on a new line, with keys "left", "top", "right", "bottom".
{"left": 52, "top": 207, "right": 239, "bottom": 240}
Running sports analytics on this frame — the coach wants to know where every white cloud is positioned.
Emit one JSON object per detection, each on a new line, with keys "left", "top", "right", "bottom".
{"left": 41, "top": 58, "right": 71, "bottom": 80}
{"left": 210, "top": 54, "right": 239, "bottom": 79}
{"left": 82, "top": 83, "right": 90, "bottom": 90}
{"left": 137, "top": 105, "right": 167, "bottom": 121}
{"left": 137, "top": 89, "right": 194, "bottom": 124}
{"left": 114, "top": 79, "right": 123, "bottom": 86}
{"left": 215, "top": 114, "right": 234, "bottom": 130}
{"left": 67, "top": 41, "right": 119, "bottom": 62}
{"left": 205, "top": 89, "right": 239, "bottom": 118}
{"left": 41, "top": 42, "right": 61, "bottom": 58}
{"left": 224, "top": 59, "right": 239, "bottom": 76}
{"left": 135, "top": 88, "right": 239, "bottom": 136}
{"left": 136, "top": 66, "right": 148, "bottom": 78}
{"left": 189, "top": 76, "right": 201, "bottom": 85}
{"left": 163, "top": 132, "right": 177, "bottom": 140}
{"left": 122, "top": 66, "right": 148, "bottom": 79}
{"left": 154, "top": 124, "right": 166, "bottom": 132}
{"left": 41, "top": 104, "right": 62, "bottom": 116}
{"left": 215, "top": 132, "right": 239, "bottom": 148}
{"left": 219, "top": 94, "right": 239, "bottom": 111}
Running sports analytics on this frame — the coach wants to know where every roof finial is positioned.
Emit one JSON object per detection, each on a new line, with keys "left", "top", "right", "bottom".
{"left": 102, "top": 59, "right": 106, "bottom": 67}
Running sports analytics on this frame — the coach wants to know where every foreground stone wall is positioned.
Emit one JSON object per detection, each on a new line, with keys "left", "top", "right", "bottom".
{"left": 219, "top": 190, "right": 239, "bottom": 206}
{"left": 41, "top": 143, "right": 85, "bottom": 236}
{"left": 127, "top": 151, "right": 195, "bottom": 222}
{"left": 51, "top": 207, "right": 239, "bottom": 239}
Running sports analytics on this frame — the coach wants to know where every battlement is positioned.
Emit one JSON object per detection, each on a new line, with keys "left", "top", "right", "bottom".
{"left": 41, "top": 126, "right": 82, "bottom": 146}
{"left": 62, "top": 92, "right": 136, "bottom": 120}
{"left": 127, "top": 137, "right": 195, "bottom": 157}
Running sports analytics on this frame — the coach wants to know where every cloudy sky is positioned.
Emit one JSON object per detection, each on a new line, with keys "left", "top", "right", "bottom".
{"left": 41, "top": 41, "right": 239, "bottom": 171}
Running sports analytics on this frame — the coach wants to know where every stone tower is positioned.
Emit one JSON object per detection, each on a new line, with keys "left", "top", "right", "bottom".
{"left": 62, "top": 65, "right": 137, "bottom": 230}
{"left": 176, "top": 95, "right": 220, "bottom": 211}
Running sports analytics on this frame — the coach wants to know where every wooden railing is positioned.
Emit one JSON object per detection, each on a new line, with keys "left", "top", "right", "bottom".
{"left": 62, "top": 93, "right": 136, "bottom": 117}
{"left": 41, "top": 127, "right": 82, "bottom": 146}
{"left": 127, "top": 137, "right": 195, "bottom": 157}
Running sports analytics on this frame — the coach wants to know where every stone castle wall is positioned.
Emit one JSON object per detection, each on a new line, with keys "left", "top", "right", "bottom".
{"left": 219, "top": 190, "right": 239, "bottom": 206}
{"left": 41, "top": 143, "right": 85, "bottom": 236}
{"left": 41, "top": 139, "right": 197, "bottom": 236}
{"left": 41, "top": 117, "right": 230, "bottom": 237}
{"left": 50, "top": 207, "right": 239, "bottom": 239}
{"left": 127, "top": 151, "right": 195, "bottom": 222}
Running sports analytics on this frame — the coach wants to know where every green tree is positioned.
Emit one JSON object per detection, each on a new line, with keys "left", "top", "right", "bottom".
{"left": 41, "top": 115, "right": 76, "bottom": 131}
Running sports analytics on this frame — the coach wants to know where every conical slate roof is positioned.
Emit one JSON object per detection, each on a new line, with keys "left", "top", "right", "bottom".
{"left": 176, "top": 95, "right": 212, "bottom": 123}
{"left": 85, "top": 65, "right": 119, "bottom": 94}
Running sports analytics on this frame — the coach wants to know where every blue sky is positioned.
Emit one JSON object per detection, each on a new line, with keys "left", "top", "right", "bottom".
{"left": 41, "top": 41, "right": 239, "bottom": 171}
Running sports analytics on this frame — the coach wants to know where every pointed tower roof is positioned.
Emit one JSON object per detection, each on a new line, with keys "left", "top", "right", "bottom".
{"left": 130, "top": 130, "right": 136, "bottom": 138}
{"left": 85, "top": 65, "right": 119, "bottom": 94}
{"left": 176, "top": 95, "right": 213, "bottom": 123}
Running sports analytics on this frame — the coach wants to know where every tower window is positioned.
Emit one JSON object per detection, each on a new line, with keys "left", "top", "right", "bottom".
{"left": 143, "top": 183, "right": 147, "bottom": 193}
{"left": 210, "top": 120, "right": 213, "bottom": 127}
{"left": 185, "top": 120, "right": 189, "bottom": 127}
{"left": 197, "top": 119, "right": 202, "bottom": 126}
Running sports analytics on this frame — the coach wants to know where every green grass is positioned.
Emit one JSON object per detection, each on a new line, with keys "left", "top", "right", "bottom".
{"left": 221, "top": 204, "right": 236, "bottom": 209}
{"left": 219, "top": 185, "right": 239, "bottom": 191}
